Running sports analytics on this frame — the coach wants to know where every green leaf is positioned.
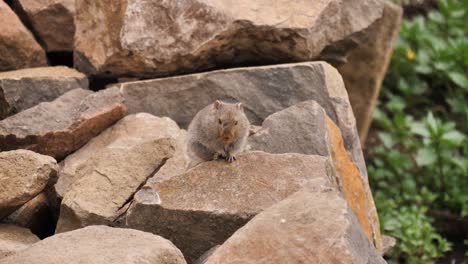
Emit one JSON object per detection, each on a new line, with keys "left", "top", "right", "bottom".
{"left": 448, "top": 72, "right": 468, "bottom": 88}
{"left": 410, "top": 122, "right": 430, "bottom": 138}
{"left": 378, "top": 132, "right": 394, "bottom": 148}
{"left": 416, "top": 147, "right": 437, "bottom": 166}
{"left": 442, "top": 130, "right": 466, "bottom": 145}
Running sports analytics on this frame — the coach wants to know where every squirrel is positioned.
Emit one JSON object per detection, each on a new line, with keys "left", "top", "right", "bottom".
{"left": 186, "top": 100, "right": 250, "bottom": 168}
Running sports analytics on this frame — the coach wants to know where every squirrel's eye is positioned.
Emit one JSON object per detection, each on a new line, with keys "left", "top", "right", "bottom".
{"left": 235, "top": 121, "right": 238, "bottom": 125}
{"left": 218, "top": 119, "right": 222, "bottom": 124}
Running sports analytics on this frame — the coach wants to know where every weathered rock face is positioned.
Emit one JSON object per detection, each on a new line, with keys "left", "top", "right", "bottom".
{"left": 0, "top": 226, "right": 187, "bottom": 264}
{"left": 247, "top": 100, "right": 381, "bottom": 250}
{"left": 0, "top": 66, "right": 88, "bottom": 119}
{"left": 74, "top": 0, "right": 385, "bottom": 78}
{"left": 123, "top": 152, "right": 333, "bottom": 262}
{"left": 12, "top": 0, "right": 75, "bottom": 52}
{"left": 3, "top": 193, "right": 54, "bottom": 238}
{"left": 336, "top": 2, "right": 402, "bottom": 143}
{"left": 204, "top": 181, "right": 385, "bottom": 264}
{"left": 0, "top": 1, "right": 47, "bottom": 71}
{"left": 0, "top": 150, "right": 57, "bottom": 219}
{"left": 56, "top": 114, "right": 180, "bottom": 233}
{"left": 0, "top": 224, "right": 39, "bottom": 259}
{"left": 0, "top": 88, "right": 126, "bottom": 159}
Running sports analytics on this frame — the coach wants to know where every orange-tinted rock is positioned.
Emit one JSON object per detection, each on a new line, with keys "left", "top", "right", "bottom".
{"left": 0, "top": 224, "right": 39, "bottom": 259}
{"left": 0, "top": 1, "right": 47, "bottom": 71}
{"left": 0, "top": 88, "right": 126, "bottom": 159}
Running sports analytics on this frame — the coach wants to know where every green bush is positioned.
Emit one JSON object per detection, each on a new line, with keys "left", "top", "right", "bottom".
{"left": 368, "top": 0, "right": 468, "bottom": 262}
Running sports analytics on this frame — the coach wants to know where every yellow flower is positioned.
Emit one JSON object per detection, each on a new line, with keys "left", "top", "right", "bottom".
{"left": 406, "top": 48, "right": 415, "bottom": 61}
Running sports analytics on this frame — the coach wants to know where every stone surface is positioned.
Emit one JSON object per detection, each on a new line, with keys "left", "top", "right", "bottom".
{"left": 123, "top": 151, "right": 333, "bottom": 262}
{"left": 0, "top": 66, "right": 88, "bottom": 119}
{"left": 204, "top": 182, "right": 385, "bottom": 264}
{"left": 56, "top": 114, "right": 180, "bottom": 233}
{"left": 0, "top": 150, "right": 57, "bottom": 219}
{"left": 0, "top": 88, "right": 126, "bottom": 159}
{"left": 12, "top": 0, "right": 75, "bottom": 52}
{"left": 336, "top": 1, "right": 402, "bottom": 143}
{"left": 0, "top": 226, "right": 186, "bottom": 264}
{"left": 0, "top": 1, "right": 47, "bottom": 71}
{"left": 74, "top": 0, "right": 385, "bottom": 78}
{"left": 3, "top": 193, "right": 54, "bottom": 239}
{"left": 0, "top": 224, "right": 39, "bottom": 259}
{"left": 247, "top": 100, "right": 381, "bottom": 251}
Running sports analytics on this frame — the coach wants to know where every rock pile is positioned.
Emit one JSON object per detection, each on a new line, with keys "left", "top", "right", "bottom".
{"left": 0, "top": 0, "right": 402, "bottom": 263}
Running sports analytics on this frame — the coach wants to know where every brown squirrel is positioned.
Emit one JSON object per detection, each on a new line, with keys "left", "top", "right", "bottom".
{"left": 186, "top": 100, "right": 250, "bottom": 168}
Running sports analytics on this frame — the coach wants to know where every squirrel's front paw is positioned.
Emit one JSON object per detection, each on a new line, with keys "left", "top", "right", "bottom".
{"left": 225, "top": 154, "right": 236, "bottom": 163}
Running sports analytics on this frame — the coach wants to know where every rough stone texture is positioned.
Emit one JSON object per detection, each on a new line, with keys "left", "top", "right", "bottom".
{"left": 0, "top": 66, "right": 89, "bottom": 119}
{"left": 0, "top": 150, "right": 57, "bottom": 219}
{"left": 382, "top": 235, "right": 397, "bottom": 255}
{"left": 3, "top": 193, "right": 54, "bottom": 239}
{"left": 0, "top": 88, "right": 126, "bottom": 160}
{"left": 114, "top": 61, "right": 366, "bottom": 178}
{"left": 247, "top": 100, "right": 381, "bottom": 251}
{"left": 0, "top": 224, "right": 39, "bottom": 259}
{"left": 74, "top": 0, "right": 384, "bottom": 78}
{"left": 123, "top": 152, "right": 333, "bottom": 262}
{"left": 336, "top": 2, "right": 402, "bottom": 143}
{"left": 12, "top": 0, "right": 75, "bottom": 52}
{"left": 0, "top": 226, "right": 186, "bottom": 264}
{"left": 204, "top": 182, "right": 385, "bottom": 264}
{"left": 56, "top": 114, "right": 180, "bottom": 233}
{"left": 0, "top": 1, "right": 47, "bottom": 71}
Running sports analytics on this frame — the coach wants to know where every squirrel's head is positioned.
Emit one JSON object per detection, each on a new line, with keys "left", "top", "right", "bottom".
{"left": 213, "top": 100, "right": 245, "bottom": 145}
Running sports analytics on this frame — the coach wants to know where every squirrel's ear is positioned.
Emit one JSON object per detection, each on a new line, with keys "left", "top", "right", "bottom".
{"left": 237, "top": 103, "right": 244, "bottom": 111}
{"left": 214, "top": 100, "right": 222, "bottom": 109}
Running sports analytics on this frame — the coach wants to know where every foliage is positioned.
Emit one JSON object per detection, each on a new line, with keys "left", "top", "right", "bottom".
{"left": 368, "top": 0, "right": 468, "bottom": 262}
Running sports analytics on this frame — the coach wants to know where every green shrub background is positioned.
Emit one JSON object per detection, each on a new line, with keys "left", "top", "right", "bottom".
{"left": 368, "top": 0, "right": 467, "bottom": 262}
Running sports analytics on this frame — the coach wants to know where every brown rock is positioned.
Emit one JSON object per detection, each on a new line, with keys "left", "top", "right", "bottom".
{"left": 0, "top": 150, "right": 57, "bottom": 219}
{"left": 123, "top": 152, "right": 333, "bottom": 262}
{"left": 0, "top": 88, "right": 126, "bottom": 159}
{"left": 336, "top": 2, "right": 402, "bottom": 143}
{"left": 12, "top": 0, "right": 75, "bottom": 52}
{"left": 204, "top": 182, "right": 385, "bottom": 264}
{"left": 0, "top": 66, "right": 88, "bottom": 119}
{"left": 0, "top": 225, "right": 186, "bottom": 264}
{"left": 0, "top": 224, "right": 39, "bottom": 259}
{"left": 248, "top": 100, "right": 382, "bottom": 251}
{"left": 0, "top": 1, "right": 47, "bottom": 71}
{"left": 3, "top": 193, "right": 54, "bottom": 238}
{"left": 74, "top": 0, "right": 384, "bottom": 78}
{"left": 55, "top": 114, "right": 180, "bottom": 232}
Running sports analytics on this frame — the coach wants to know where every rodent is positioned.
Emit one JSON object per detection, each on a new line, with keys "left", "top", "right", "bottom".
{"left": 186, "top": 100, "right": 250, "bottom": 168}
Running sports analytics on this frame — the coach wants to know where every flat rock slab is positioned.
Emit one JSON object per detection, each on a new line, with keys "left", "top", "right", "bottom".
{"left": 247, "top": 100, "right": 381, "bottom": 250}
{"left": 56, "top": 114, "right": 181, "bottom": 233}
{"left": 0, "top": 88, "right": 126, "bottom": 159}
{"left": 0, "top": 225, "right": 186, "bottom": 264}
{"left": 0, "top": 1, "right": 47, "bottom": 71}
{"left": 123, "top": 151, "right": 333, "bottom": 262}
{"left": 0, "top": 150, "right": 57, "bottom": 219}
{"left": 0, "top": 66, "right": 88, "bottom": 119}
{"left": 12, "top": 0, "right": 75, "bottom": 52}
{"left": 74, "top": 0, "right": 384, "bottom": 78}
{"left": 0, "top": 224, "right": 39, "bottom": 259}
{"left": 204, "top": 181, "right": 385, "bottom": 264}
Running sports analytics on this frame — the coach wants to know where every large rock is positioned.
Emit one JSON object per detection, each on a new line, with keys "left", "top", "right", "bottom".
{"left": 12, "top": 0, "right": 75, "bottom": 52}
{"left": 0, "top": 66, "right": 88, "bottom": 119}
{"left": 0, "top": 1, "right": 47, "bottom": 71}
{"left": 204, "top": 181, "right": 385, "bottom": 264}
{"left": 0, "top": 224, "right": 39, "bottom": 259}
{"left": 0, "top": 150, "right": 57, "bottom": 219}
{"left": 336, "top": 2, "right": 402, "bottom": 142}
{"left": 114, "top": 61, "right": 366, "bottom": 179}
{"left": 0, "top": 225, "right": 186, "bottom": 264}
{"left": 3, "top": 193, "right": 54, "bottom": 238}
{"left": 0, "top": 88, "right": 126, "bottom": 159}
{"left": 74, "top": 0, "right": 385, "bottom": 78}
{"left": 123, "top": 152, "right": 333, "bottom": 262}
{"left": 247, "top": 100, "right": 381, "bottom": 250}
{"left": 56, "top": 114, "right": 180, "bottom": 233}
